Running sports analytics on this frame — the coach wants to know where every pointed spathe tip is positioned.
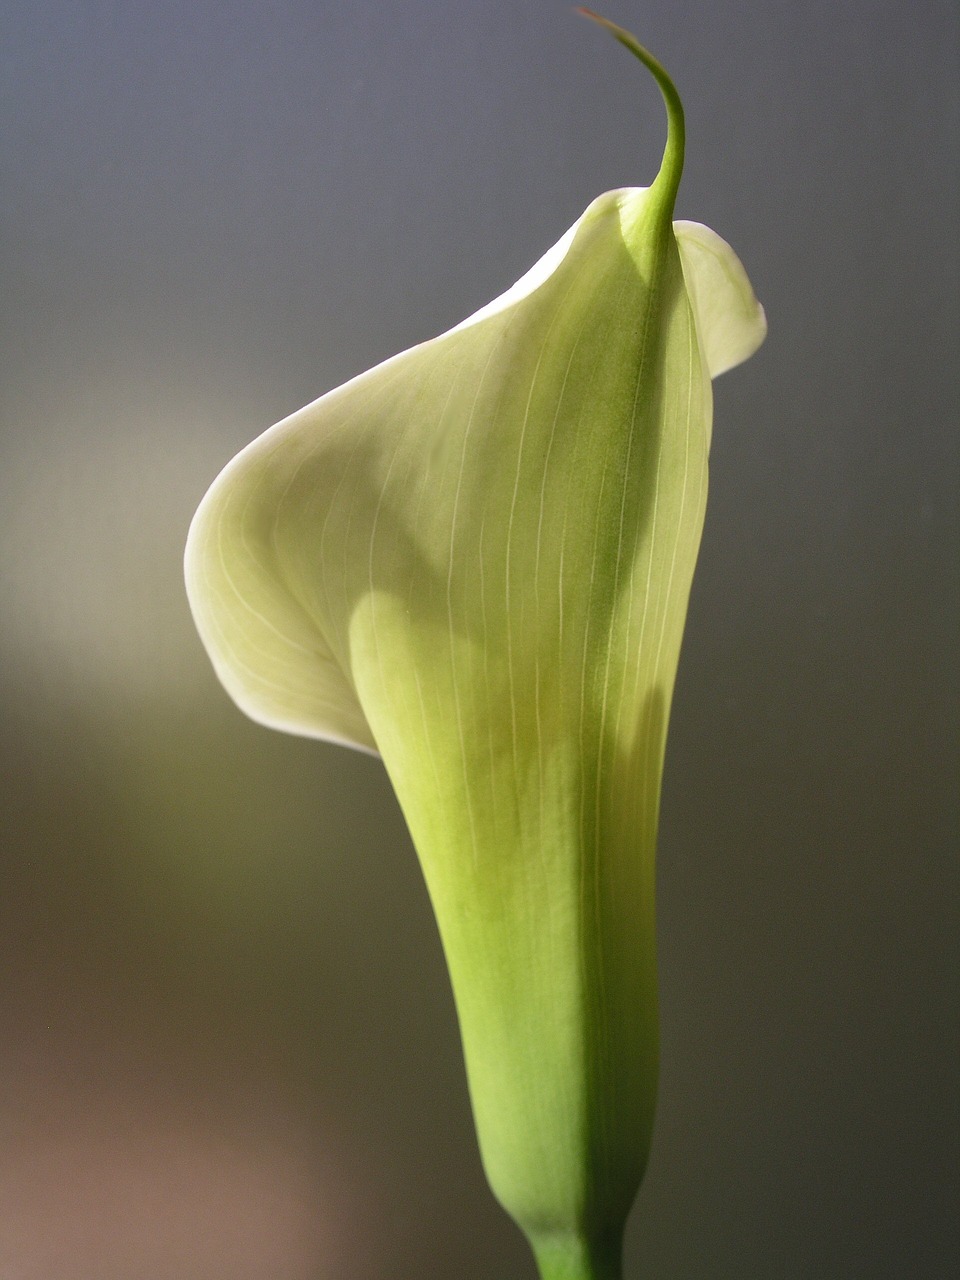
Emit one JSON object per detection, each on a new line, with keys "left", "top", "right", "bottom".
{"left": 574, "top": 8, "right": 685, "bottom": 215}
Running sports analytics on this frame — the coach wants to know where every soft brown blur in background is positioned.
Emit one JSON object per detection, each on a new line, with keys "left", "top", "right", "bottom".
{"left": 1, "top": 2, "right": 957, "bottom": 1277}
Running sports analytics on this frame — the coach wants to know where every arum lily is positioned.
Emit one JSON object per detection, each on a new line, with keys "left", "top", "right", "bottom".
{"left": 185, "top": 12, "right": 765, "bottom": 1279}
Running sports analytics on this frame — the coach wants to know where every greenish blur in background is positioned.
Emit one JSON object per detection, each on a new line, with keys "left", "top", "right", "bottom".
{"left": 1, "top": 2, "right": 957, "bottom": 1276}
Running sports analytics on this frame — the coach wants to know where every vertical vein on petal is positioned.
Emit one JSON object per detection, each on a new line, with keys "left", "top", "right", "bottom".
{"left": 588, "top": 268, "right": 658, "bottom": 1159}
{"left": 532, "top": 262, "right": 595, "bottom": 857}
{"left": 504, "top": 342, "right": 546, "bottom": 831}
{"left": 449, "top": 326, "right": 511, "bottom": 868}
{"left": 367, "top": 418, "right": 411, "bottom": 755}
{"left": 478, "top": 511, "right": 499, "bottom": 825}
{"left": 407, "top": 423, "right": 446, "bottom": 833}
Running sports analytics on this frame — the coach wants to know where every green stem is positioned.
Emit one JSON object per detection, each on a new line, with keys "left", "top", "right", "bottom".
{"left": 531, "top": 1231, "right": 623, "bottom": 1280}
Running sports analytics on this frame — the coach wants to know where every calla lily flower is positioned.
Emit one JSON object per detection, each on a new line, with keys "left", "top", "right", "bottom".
{"left": 185, "top": 13, "right": 765, "bottom": 1280}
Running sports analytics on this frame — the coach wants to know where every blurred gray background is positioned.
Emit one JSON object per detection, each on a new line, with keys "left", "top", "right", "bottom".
{"left": 1, "top": 2, "right": 957, "bottom": 1276}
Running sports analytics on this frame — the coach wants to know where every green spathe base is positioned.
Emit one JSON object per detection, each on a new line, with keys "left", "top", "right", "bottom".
{"left": 531, "top": 1227, "right": 624, "bottom": 1280}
